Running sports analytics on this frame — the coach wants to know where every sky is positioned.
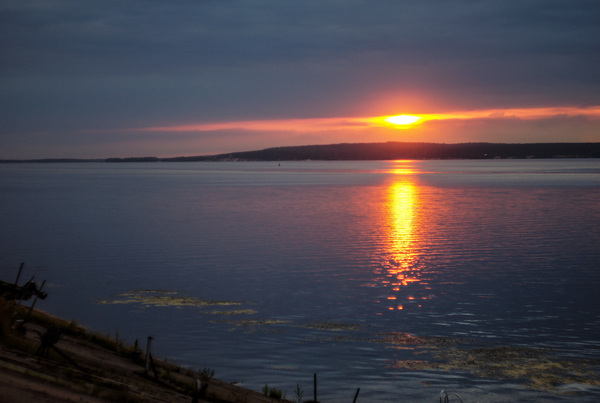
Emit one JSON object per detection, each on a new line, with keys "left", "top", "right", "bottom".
{"left": 1, "top": 0, "right": 599, "bottom": 159}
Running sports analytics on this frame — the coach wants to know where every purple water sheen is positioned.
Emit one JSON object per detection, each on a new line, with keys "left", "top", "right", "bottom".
{"left": 1, "top": 159, "right": 599, "bottom": 402}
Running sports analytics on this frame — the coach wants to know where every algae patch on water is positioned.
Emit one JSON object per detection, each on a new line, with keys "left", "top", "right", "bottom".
{"left": 98, "top": 289, "right": 255, "bottom": 314}
{"left": 378, "top": 332, "right": 459, "bottom": 348}
{"left": 304, "top": 321, "right": 363, "bottom": 332}
{"left": 213, "top": 319, "right": 291, "bottom": 327}
{"left": 211, "top": 318, "right": 292, "bottom": 333}
{"left": 382, "top": 333, "right": 600, "bottom": 393}
{"left": 434, "top": 346, "right": 600, "bottom": 392}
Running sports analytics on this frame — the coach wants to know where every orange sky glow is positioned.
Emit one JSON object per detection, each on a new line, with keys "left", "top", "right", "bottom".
{"left": 137, "top": 105, "right": 600, "bottom": 134}
{"left": 4, "top": 2, "right": 600, "bottom": 159}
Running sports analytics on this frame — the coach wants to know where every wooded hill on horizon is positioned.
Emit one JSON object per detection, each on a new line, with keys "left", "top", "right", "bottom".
{"left": 156, "top": 142, "right": 600, "bottom": 162}
{"left": 3, "top": 142, "right": 600, "bottom": 163}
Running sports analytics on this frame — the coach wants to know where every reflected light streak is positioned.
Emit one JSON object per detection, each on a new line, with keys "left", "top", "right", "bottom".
{"left": 387, "top": 181, "right": 418, "bottom": 277}
{"left": 377, "top": 179, "right": 424, "bottom": 312}
{"left": 389, "top": 165, "right": 416, "bottom": 176}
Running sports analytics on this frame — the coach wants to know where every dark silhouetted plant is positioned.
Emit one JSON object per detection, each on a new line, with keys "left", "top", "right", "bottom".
{"left": 263, "top": 384, "right": 283, "bottom": 400}
{"left": 294, "top": 383, "right": 304, "bottom": 403}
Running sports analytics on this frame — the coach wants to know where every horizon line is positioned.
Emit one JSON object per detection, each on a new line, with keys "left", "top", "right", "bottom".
{"left": 3, "top": 140, "right": 600, "bottom": 162}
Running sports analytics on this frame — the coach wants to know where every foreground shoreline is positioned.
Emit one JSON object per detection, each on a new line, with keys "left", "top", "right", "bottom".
{"left": 0, "top": 304, "right": 291, "bottom": 403}
{"left": 2, "top": 298, "right": 600, "bottom": 402}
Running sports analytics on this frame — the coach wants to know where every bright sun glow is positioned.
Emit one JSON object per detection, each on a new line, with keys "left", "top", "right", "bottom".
{"left": 129, "top": 105, "right": 600, "bottom": 135}
{"left": 384, "top": 115, "right": 422, "bottom": 125}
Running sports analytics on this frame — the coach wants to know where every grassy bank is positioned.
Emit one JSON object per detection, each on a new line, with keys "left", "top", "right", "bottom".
{"left": 0, "top": 298, "right": 291, "bottom": 402}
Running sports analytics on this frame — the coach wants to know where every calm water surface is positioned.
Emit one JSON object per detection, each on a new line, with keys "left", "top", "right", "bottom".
{"left": 1, "top": 160, "right": 599, "bottom": 402}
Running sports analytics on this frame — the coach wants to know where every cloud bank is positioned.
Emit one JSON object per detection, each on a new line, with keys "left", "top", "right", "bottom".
{"left": 1, "top": 0, "right": 599, "bottom": 158}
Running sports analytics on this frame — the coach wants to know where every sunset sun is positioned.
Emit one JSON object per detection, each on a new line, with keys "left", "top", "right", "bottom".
{"left": 384, "top": 115, "right": 422, "bottom": 126}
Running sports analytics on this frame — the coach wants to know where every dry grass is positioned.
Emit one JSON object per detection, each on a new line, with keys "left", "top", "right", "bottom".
{"left": 0, "top": 299, "right": 291, "bottom": 402}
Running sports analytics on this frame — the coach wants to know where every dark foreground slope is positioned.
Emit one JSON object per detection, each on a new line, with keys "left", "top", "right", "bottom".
{"left": 0, "top": 302, "right": 290, "bottom": 403}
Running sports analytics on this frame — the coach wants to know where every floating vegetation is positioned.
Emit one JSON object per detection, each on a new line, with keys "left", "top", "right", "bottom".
{"left": 207, "top": 310, "right": 257, "bottom": 316}
{"left": 304, "top": 321, "right": 362, "bottom": 332}
{"left": 212, "top": 319, "right": 291, "bottom": 328}
{"left": 390, "top": 360, "right": 434, "bottom": 371}
{"left": 377, "top": 332, "right": 460, "bottom": 348}
{"left": 211, "top": 318, "right": 292, "bottom": 334}
{"left": 98, "top": 289, "right": 247, "bottom": 310}
{"left": 434, "top": 346, "right": 600, "bottom": 393}
{"left": 96, "top": 290, "right": 600, "bottom": 394}
{"left": 382, "top": 333, "right": 600, "bottom": 393}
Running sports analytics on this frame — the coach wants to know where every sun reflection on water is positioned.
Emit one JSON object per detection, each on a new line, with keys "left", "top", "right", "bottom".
{"left": 373, "top": 168, "right": 432, "bottom": 312}
{"left": 387, "top": 181, "right": 418, "bottom": 276}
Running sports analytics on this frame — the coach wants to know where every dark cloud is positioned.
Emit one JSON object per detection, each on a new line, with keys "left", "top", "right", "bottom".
{"left": 1, "top": 0, "right": 599, "bottom": 157}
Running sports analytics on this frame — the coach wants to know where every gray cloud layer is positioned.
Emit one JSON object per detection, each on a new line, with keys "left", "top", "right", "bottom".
{"left": 1, "top": 0, "right": 599, "bottom": 157}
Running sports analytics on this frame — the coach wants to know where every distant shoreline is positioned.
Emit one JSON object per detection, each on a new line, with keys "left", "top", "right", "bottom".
{"left": 3, "top": 141, "right": 600, "bottom": 163}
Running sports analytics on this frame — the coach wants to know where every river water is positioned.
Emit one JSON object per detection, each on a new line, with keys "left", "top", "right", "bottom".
{"left": 1, "top": 160, "right": 599, "bottom": 402}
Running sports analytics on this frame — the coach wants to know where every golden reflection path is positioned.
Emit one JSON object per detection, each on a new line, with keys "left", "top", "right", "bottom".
{"left": 374, "top": 165, "right": 431, "bottom": 313}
